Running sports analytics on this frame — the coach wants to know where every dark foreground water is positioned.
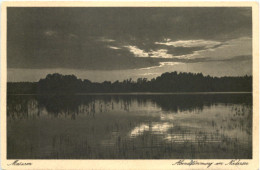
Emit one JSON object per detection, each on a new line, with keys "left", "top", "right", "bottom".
{"left": 7, "top": 93, "right": 252, "bottom": 159}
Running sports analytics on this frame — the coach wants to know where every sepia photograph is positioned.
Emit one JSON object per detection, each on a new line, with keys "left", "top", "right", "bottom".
{"left": 1, "top": 2, "right": 259, "bottom": 170}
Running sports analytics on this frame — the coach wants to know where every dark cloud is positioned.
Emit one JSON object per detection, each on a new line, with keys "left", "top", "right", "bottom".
{"left": 209, "top": 55, "right": 252, "bottom": 62}
{"left": 7, "top": 7, "right": 252, "bottom": 70}
{"left": 161, "top": 47, "right": 204, "bottom": 56}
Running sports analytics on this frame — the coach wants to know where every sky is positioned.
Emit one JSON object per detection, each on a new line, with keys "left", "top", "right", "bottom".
{"left": 7, "top": 7, "right": 252, "bottom": 82}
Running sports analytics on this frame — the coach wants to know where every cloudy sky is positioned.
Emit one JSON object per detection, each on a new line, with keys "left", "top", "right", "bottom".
{"left": 7, "top": 7, "right": 252, "bottom": 82}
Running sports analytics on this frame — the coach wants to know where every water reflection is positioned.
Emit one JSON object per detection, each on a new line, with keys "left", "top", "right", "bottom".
{"left": 129, "top": 122, "right": 172, "bottom": 137}
{"left": 7, "top": 94, "right": 252, "bottom": 119}
{"left": 7, "top": 93, "right": 252, "bottom": 159}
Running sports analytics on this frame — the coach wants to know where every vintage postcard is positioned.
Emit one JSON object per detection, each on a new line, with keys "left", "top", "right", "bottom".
{"left": 1, "top": 1, "right": 259, "bottom": 170}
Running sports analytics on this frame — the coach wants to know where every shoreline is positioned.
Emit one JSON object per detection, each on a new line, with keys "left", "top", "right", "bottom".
{"left": 7, "top": 92, "right": 252, "bottom": 95}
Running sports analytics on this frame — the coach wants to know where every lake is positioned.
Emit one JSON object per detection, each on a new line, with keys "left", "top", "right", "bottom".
{"left": 7, "top": 93, "right": 252, "bottom": 159}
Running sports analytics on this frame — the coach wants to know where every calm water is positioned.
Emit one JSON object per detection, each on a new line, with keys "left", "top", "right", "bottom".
{"left": 7, "top": 93, "right": 252, "bottom": 159}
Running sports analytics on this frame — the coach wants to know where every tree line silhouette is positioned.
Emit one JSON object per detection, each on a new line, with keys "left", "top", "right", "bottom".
{"left": 7, "top": 71, "right": 252, "bottom": 94}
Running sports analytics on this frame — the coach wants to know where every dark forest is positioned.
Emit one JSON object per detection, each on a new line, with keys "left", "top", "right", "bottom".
{"left": 7, "top": 71, "right": 252, "bottom": 94}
